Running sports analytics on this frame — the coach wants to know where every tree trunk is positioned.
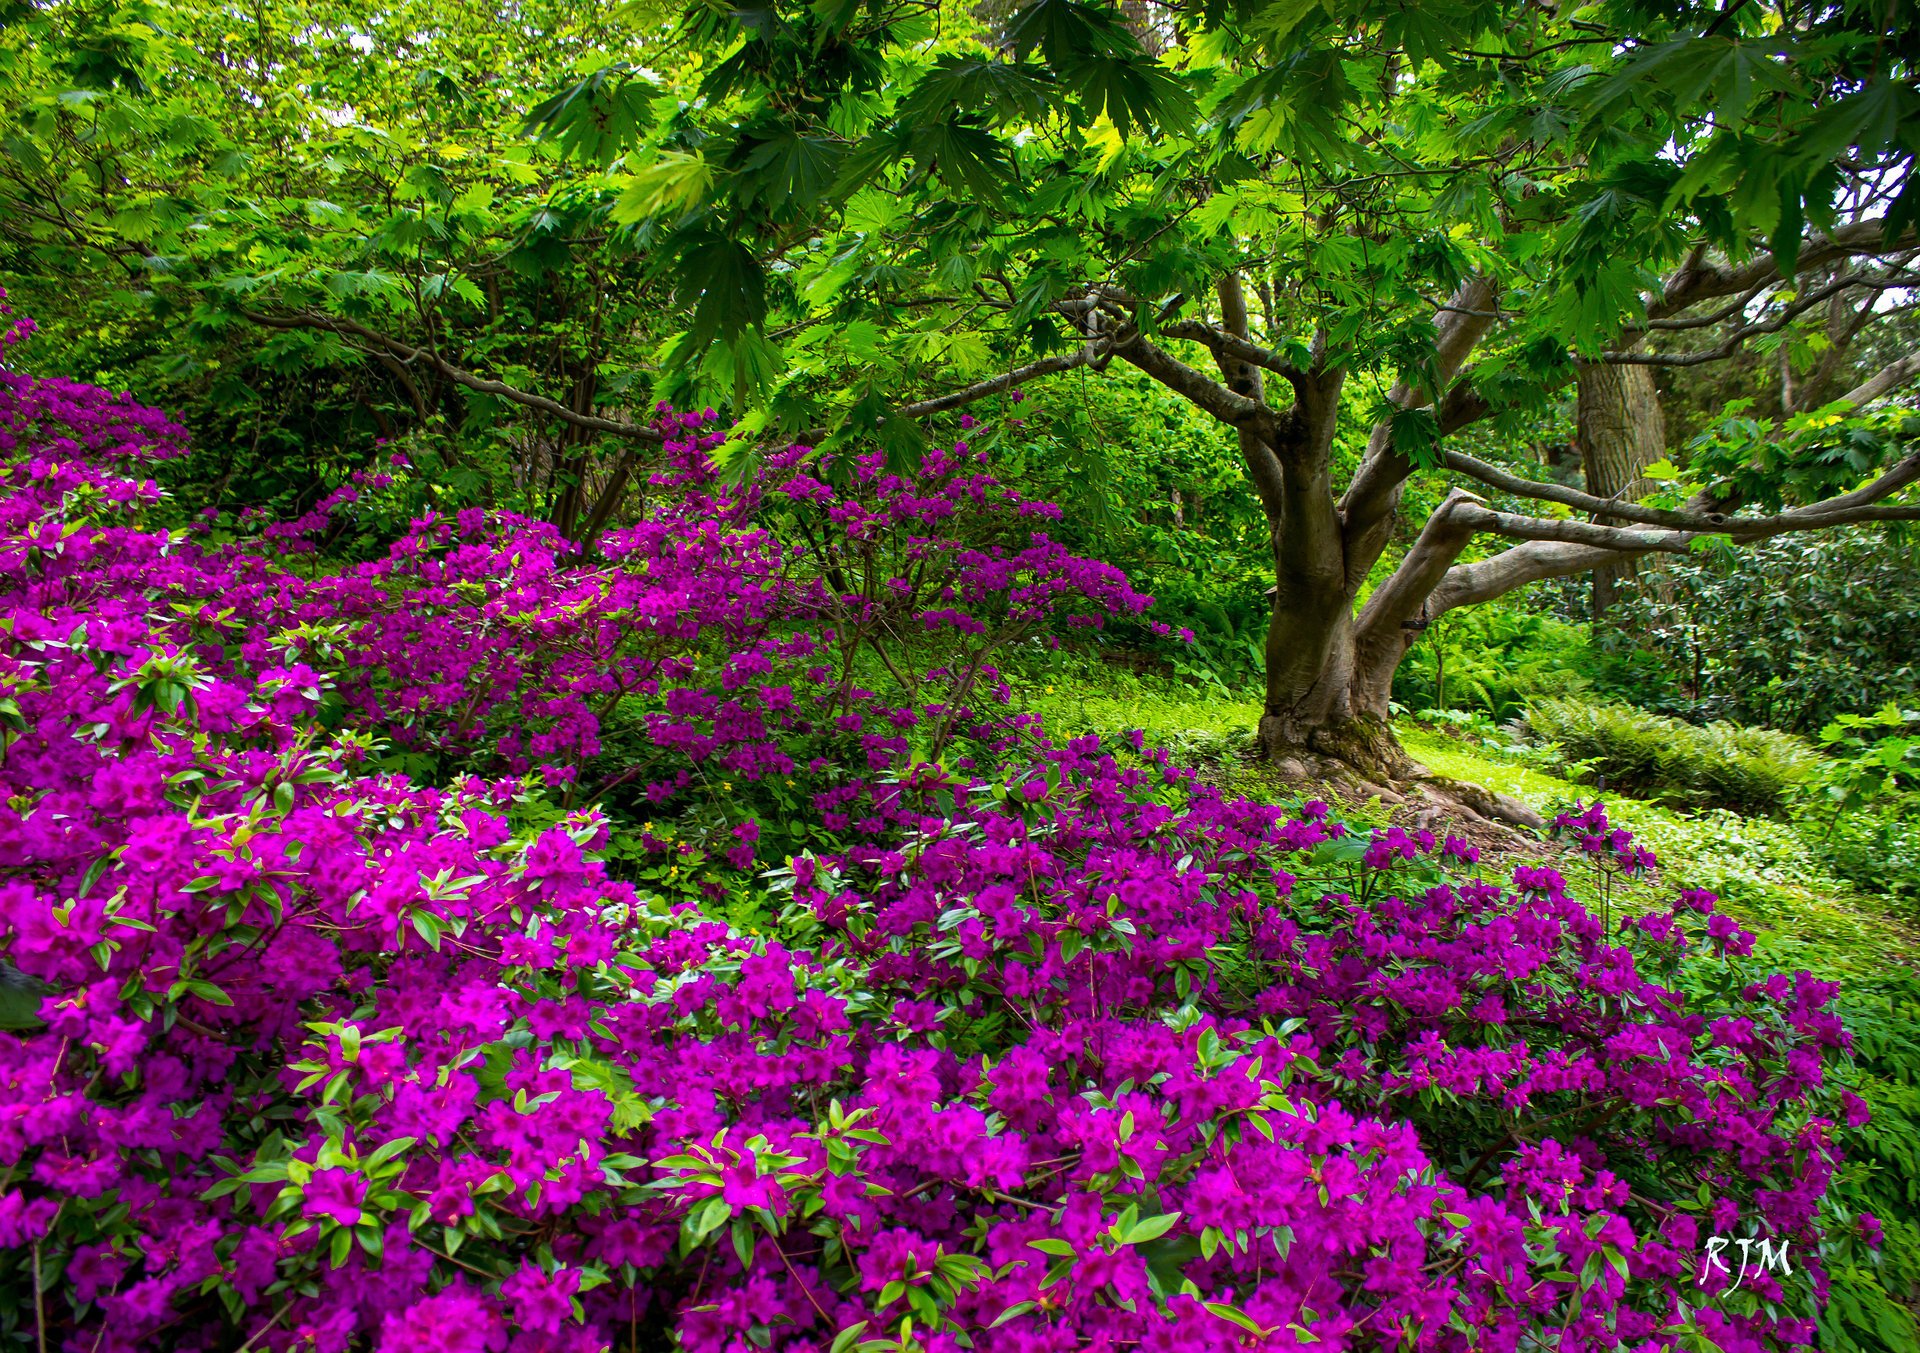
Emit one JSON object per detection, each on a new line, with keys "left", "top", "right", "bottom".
{"left": 1575, "top": 361, "right": 1665, "bottom": 619}
{"left": 549, "top": 368, "right": 601, "bottom": 541}
{"left": 1256, "top": 548, "right": 1413, "bottom": 784}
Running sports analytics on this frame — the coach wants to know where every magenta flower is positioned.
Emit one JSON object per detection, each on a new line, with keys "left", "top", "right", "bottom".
{"left": 302, "top": 1169, "right": 367, "bottom": 1227}
{"left": 500, "top": 1262, "right": 579, "bottom": 1335}
{"left": 719, "top": 1158, "right": 780, "bottom": 1211}
{"left": 0, "top": 288, "right": 1872, "bottom": 1353}
{"left": 378, "top": 1287, "right": 506, "bottom": 1352}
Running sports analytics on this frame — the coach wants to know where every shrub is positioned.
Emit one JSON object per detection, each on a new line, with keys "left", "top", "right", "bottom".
{"left": 1814, "top": 962, "right": 1920, "bottom": 1352}
{"left": 0, "top": 295, "right": 1885, "bottom": 1352}
{"left": 1593, "top": 528, "right": 1920, "bottom": 734}
{"left": 1526, "top": 699, "right": 1821, "bottom": 816}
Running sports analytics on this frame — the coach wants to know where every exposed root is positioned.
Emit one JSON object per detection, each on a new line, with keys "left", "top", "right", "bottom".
{"left": 1242, "top": 714, "right": 1545, "bottom": 852}
{"left": 1404, "top": 769, "right": 1545, "bottom": 831}
{"left": 1392, "top": 771, "right": 1546, "bottom": 855}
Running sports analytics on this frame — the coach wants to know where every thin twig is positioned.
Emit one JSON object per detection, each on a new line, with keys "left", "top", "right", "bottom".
{"left": 32, "top": 1242, "right": 46, "bottom": 1353}
{"left": 234, "top": 1300, "right": 294, "bottom": 1353}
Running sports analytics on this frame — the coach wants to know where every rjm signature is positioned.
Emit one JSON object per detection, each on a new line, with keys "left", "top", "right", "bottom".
{"left": 1701, "top": 1235, "right": 1792, "bottom": 1289}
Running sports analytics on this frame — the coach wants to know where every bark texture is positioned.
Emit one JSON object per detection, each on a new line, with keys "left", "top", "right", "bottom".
{"left": 1575, "top": 361, "right": 1665, "bottom": 618}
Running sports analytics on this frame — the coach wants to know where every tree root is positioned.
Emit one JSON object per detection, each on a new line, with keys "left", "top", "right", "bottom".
{"left": 1244, "top": 718, "right": 1545, "bottom": 850}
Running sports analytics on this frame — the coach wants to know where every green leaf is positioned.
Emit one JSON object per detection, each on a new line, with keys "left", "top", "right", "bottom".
{"left": 1204, "top": 1300, "right": 1270, "bottom": 1334}
{"left": 411, "top": 911, "right": 443, "bottom": 951}
{"left": 1123, "top": 1212, "right": 1181, "bottom": 1244}
{"left": 1004, "top": 0, "right": 1134, "bottom": 69}
{"left": 674, "top": 233, "right": 768, "bottom": 348}
{"left": 687, "top": 1195, "right": 732, "bottom": 1239}
{"left": 610, "top": 152, "right": 716, "bottom": 223}
{"left": 1584, "top": 36, "right": 1798, "bottom": 130}
{"left": 906, "top": 118, "right": 1017, "bottom": 206}
{"left": 364, "top": 1136, "right": 418, "bottom": 1170}
{"left": 897, "top": 58, "right": 1057, "bottom": 125}
{"left": 524, "top": 63, "right": 659, "bottom": 162}
{"left": 1060, "top": 54, "right": 1195, "bottom": 137}
{"left": 737, "top": 125, "right": 848, "bottom": 209}
{"left": 1388, "top": 406, "right": 1441, "bottom": 469}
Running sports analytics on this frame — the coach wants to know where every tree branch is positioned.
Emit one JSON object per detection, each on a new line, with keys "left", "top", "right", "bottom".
{"left": 1205, "top": 274, "right": 1287, "bottom": 518}
{"left": 893, "top": 343, "right": 1122, "bottom": 419}
{"left": 1646, "top": 219, "right": 1918, "bottom": 323}
{"left": 1160, "top": 318, "right": 1303, "bottom": 384}
{"left": 1423, "top": 225, "right": 1918, "bottom": 457}
{"left": 243, "top": 309, "right": 665, "bottom": 443}
{"left": 1350, "top": 488, "right": 1485, "bottom": 681}
{"left": 1400, "top": 449, "right": 1920, "bottom": 621}
{"left": 1449, "top": 446, "right": 1920, "bottom": 551}
{"left": 1835, "top": 349, "right": 1920, "bottom": 410}
{"left": 1442, "top": 451, "right": 1732, "bottom": 530}
{"left": 1605, "top": 268, "right": 1920, "bottom": 366}
{"left": 1112, "top": 334, "right": 1272, "bottom": 430}
{"left": 1428, "top": 540, "right": 1632, "bottom": 614}
{"left": 1338, "top": 275, "right": 1499, "bottom": 578}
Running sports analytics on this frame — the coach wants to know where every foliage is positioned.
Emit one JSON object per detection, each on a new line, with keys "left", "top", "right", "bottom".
{"left": 1393, "top": 604, "right": 1593, "bottom": 725}
{"left": 1811, "top": 706, "right": 1920, "bottom": 822}
{"left": 1015, "top": 374, "right": 1276, "bottom": 690}
{"left": 1594, "top": 527, "right": 1920, "bottom": 734}
{"left": 1525, "top": 700, "right": 1821, "bottom": 818}
{"left": 1797, "top": 706, "right": 1920, "bottom": 906}
{"left": 0, "top": 300, "right": 1890, "bottom": 1352}
{"left": 1813, "top": 802, "right": 1920, "bottom": 910}
{"left": 1820, "top": 964, "right": 1920, "bottom": 1353}
{"left": 0, "top": 0, "right": 680, "bottom": 529}
{"left": 7, "top": 0, "right": 1916, "bottom": 508}
{"left": 1674, "top": 406, "right": 1920, "bottom": 520}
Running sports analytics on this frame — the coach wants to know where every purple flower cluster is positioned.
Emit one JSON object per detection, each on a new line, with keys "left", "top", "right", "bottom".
{"left": 0, "top": 297, "right": 1867, "bottom": 1351}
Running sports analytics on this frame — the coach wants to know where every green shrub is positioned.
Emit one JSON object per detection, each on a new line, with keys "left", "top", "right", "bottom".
{"left": 1811, "top": 798, "right": 1920, "bottom": 905}
{"left": 1595, "top": 526, "right": 1920, "bottom": 733}
{"left": 1526, "top": 697, "right": 1821, "bottom": 815}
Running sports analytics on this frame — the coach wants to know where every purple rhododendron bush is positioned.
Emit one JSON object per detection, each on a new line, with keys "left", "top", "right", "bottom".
{"left": 0, "top": 294, "right": 1878, "bottom": 1353}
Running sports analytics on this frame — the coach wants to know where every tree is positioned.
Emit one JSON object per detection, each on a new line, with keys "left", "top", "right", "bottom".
{"left": 1576, "top": 362, "right": 1667, "bottom": 619}
{"left": 559, "top": 0, "right": 1920, "bottom": 788}
{"left": 6, "top": 0, "right": 1918, "bottom": 794}
{"left": 0, "top": 0, "right": 684, "bottom": 531}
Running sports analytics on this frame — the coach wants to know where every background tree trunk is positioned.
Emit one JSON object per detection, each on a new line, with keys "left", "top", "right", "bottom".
{"left": 1576, "top": 361, "right": 1666, "bottom": 619}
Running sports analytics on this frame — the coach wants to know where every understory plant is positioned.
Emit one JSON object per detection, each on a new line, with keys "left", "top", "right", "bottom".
{"left": 1525, "top": 699, "right": 1820, "bottom": 817}
{"left": 0, "top": 295, "right": 1892, "bottom": 1351}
